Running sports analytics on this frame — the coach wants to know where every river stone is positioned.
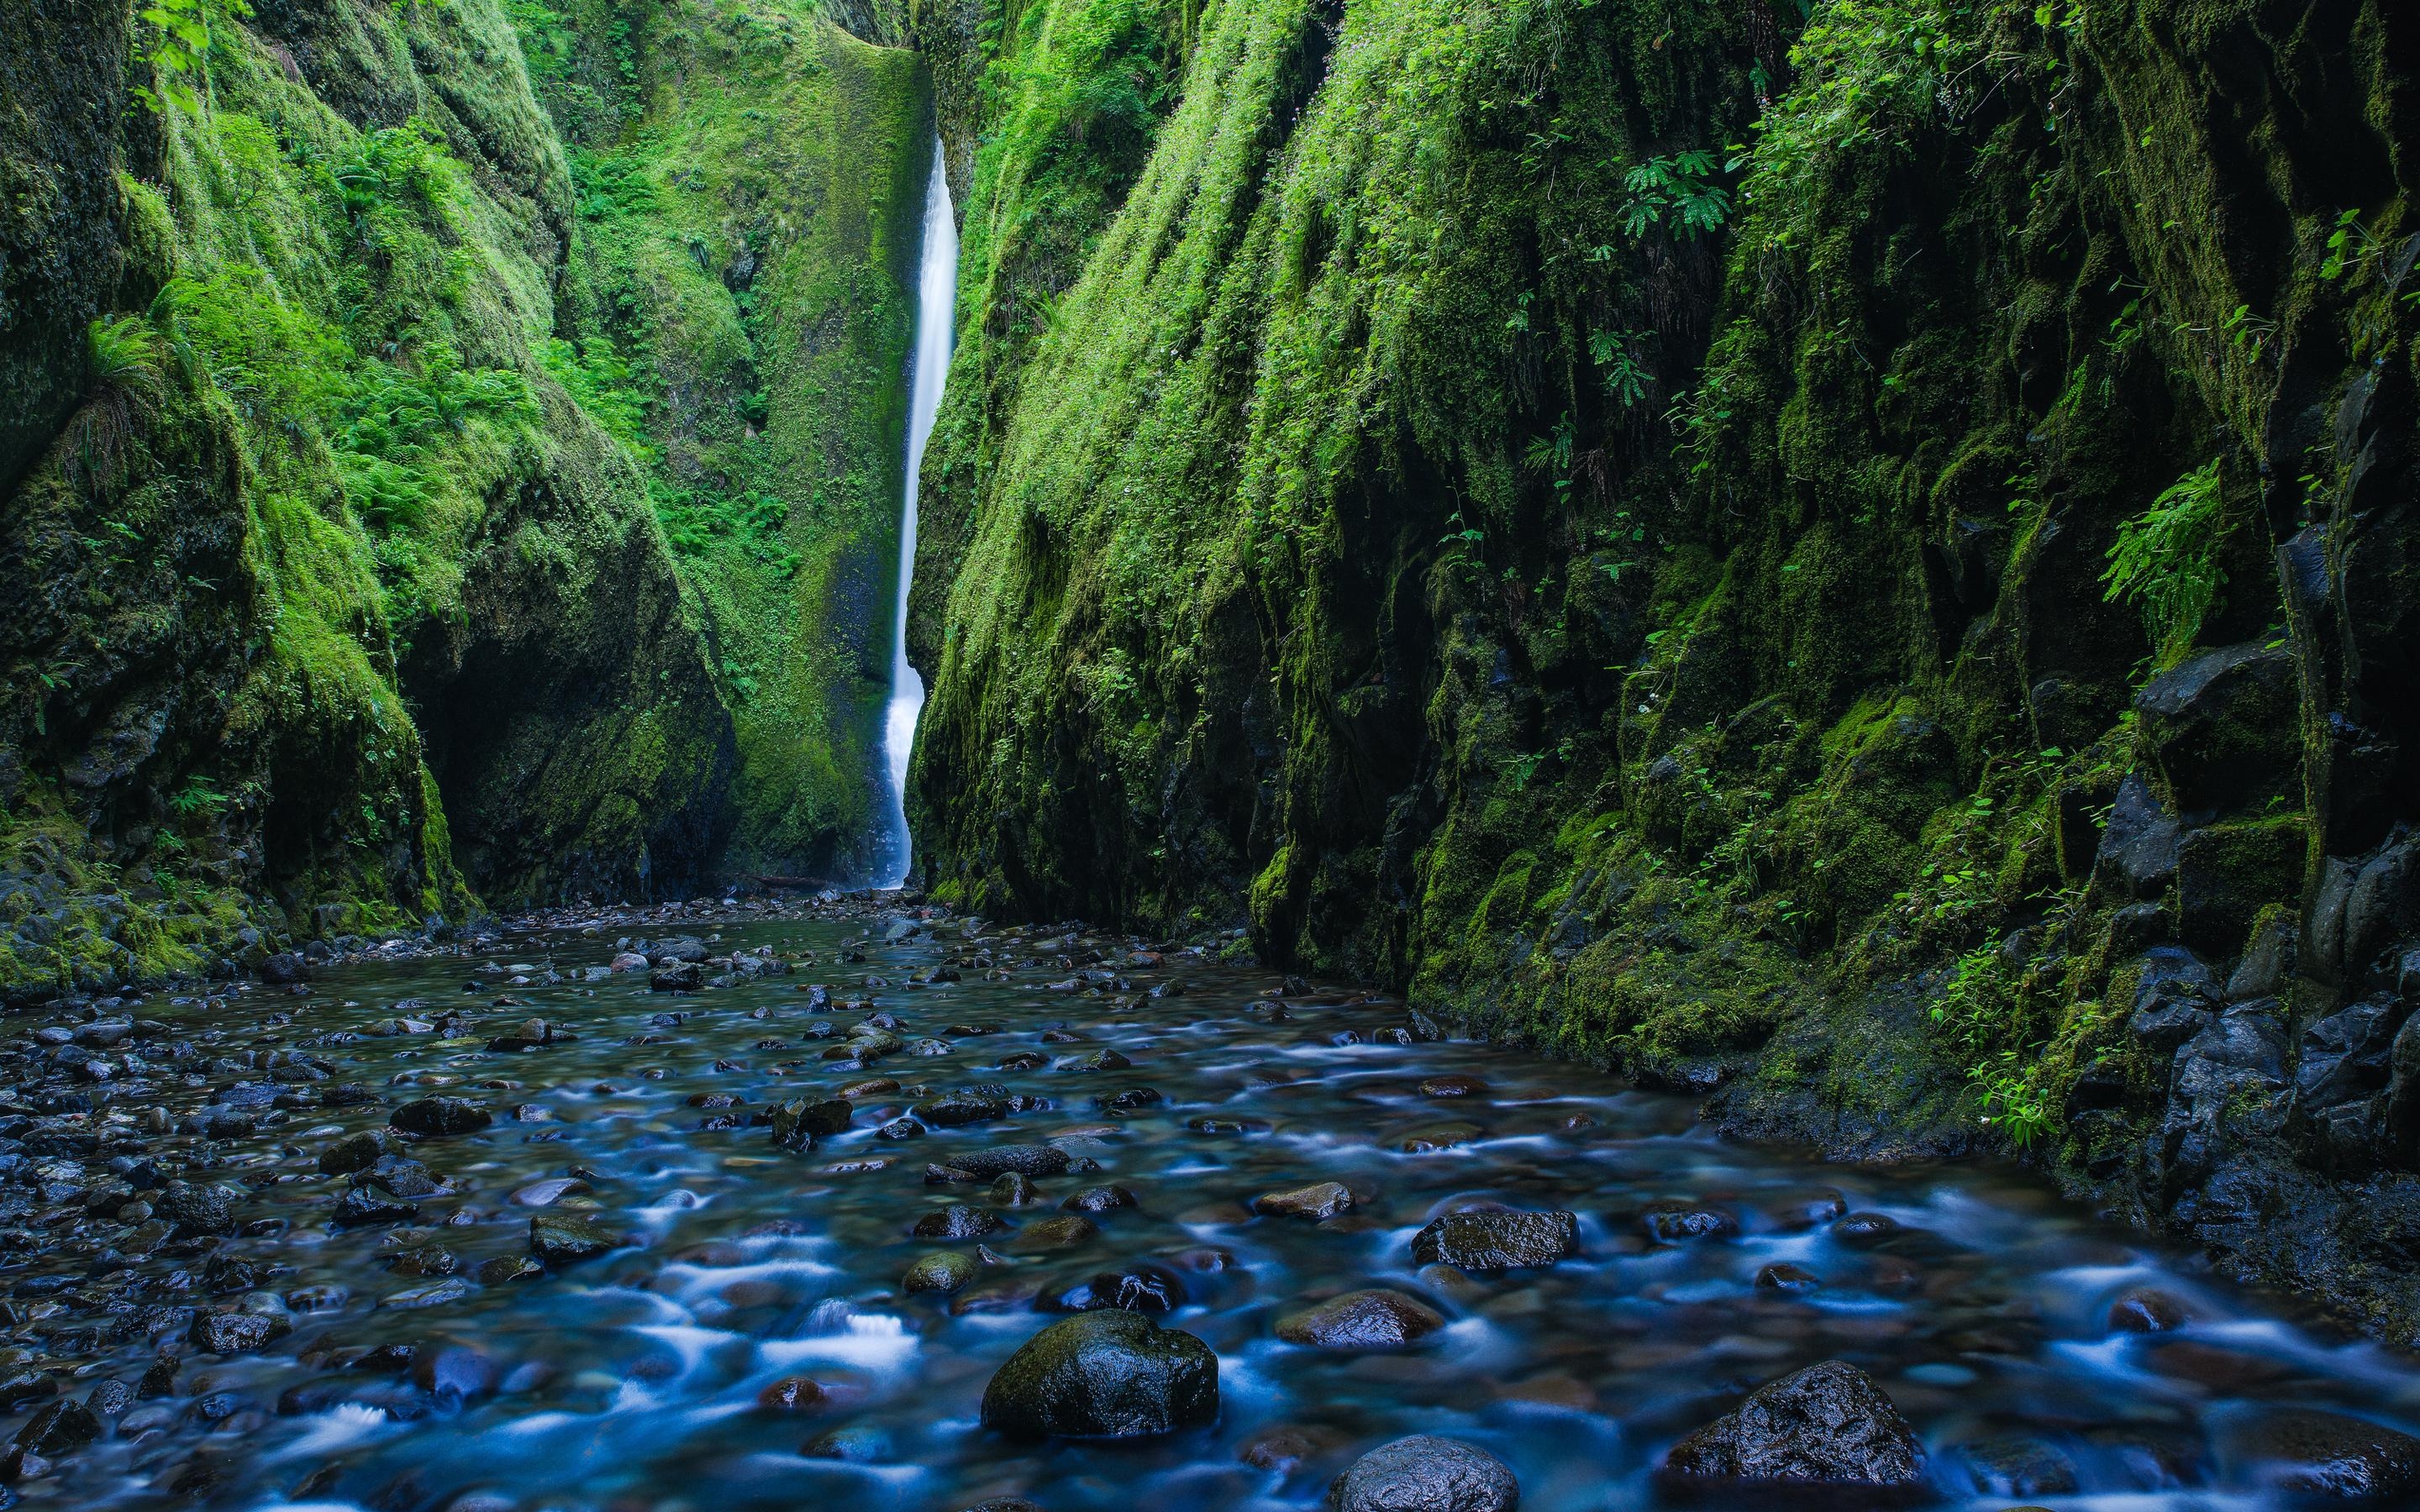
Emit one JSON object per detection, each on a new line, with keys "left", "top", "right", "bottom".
{"left": 1013, "top": 1214, "right": 1099, "bottom": 1249}
{"left": 1328, "top": 1435, "right": 1519, "bottom": 1512}
{"left": 2233, "top": 1410, "right": 2420, "bottom": 1497}
{"left": 913, "top": 1085, "right": 1013, "bottom": 1127}
{"left": 1255, "top": 1181, "right": 1354, "bottom": 1219}
{"left": 1051, "top": 1262, "right": 1186, "bottom": 1313}
{"left": 529, "top": 1212, "right": 621, "bottom": 1264}
{"left": 156, "top": 1183, "right": 237, "bottom": 1237}
{"left": 1660, "top": 1360, "right": 1923, "bottom": 1487}
{"left": 904, "top": 1252, "right": 978, "bottom": 1294}
{"left": 13, "top": 1399, "right": 99, "bottom": 1456}
{"left": 770, "top": 1097, "right": 853, "bottom": 1147}
{"left": 1410, "top": 1210, "right": 1578, "bottom": 1271}
{"left": 980, "top": 1310, "right": 1218, "bottom": 1438}
{"left": 1276, "top": 1289, "right": 1444, "bottom": 1350}
{"left": 935, "top": 1144, "right": 1072, "bottom": 1179}
{"left": 334, "top": 1187, "right": 419, "bottom": 1226}
{"left": 391, "top": 1097, "right": 491, "bottom": 1137}
{"left": 1640, "top": 1203, "right": 1738, "bottom": 1242}
{"left": 1061, "top": 1184, "right": 1138, "bottom": 1212}
{"left": 913, "top": 1204, "right": 1004, "bottom": 1239}
{"left": 189, "top": 1310, "right": 289, "bottom": 1355}
{"left": 318, "top": 1129, "right": 406, "bottom": 1175}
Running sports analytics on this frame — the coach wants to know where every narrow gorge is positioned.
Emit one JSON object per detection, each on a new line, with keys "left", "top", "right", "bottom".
{"left": 3, "top": 0, "right": 2420, "bottom": 1506}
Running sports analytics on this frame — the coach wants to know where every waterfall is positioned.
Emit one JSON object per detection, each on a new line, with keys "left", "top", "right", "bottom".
{"left": 874, "top": 135, "right": 957, "bottom": 889}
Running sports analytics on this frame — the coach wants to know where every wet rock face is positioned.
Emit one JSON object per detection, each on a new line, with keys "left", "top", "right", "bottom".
{"left": 1328, "top": 1435, "right": 1519, "bottom": 1512}
{"left": 979, "top": 1310, "right": 1218, "bottom": 1438}
{"left": 1409, "top": 1210, "right": 1578, "bottom": 1271}
{"left": 1660, "top": 1360, "right": 1923, "bottom": 1487}
{"left": 390, "top": 1097, "right": 491, "bottom": 1137}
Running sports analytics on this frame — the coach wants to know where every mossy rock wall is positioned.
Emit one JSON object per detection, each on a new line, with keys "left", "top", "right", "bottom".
{"left": 913, "top": 0, "right": 2420, "bottom": 1336}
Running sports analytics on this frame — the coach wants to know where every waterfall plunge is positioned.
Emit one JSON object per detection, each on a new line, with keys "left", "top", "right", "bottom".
{"left": 874, "top": 137, "right": 956, "bottom": 889}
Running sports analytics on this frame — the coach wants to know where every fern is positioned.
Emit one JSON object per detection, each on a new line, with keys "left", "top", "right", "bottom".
{"left": 66, "top": 317, "right": 167, "bottom": 495}
{"left": 2102, "top": 459, "right": 2229, "bottom": 655}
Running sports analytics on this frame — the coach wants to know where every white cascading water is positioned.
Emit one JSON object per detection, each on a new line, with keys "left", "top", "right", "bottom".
{"left": 874, "top": 136, "right": 957, "bottom": 889}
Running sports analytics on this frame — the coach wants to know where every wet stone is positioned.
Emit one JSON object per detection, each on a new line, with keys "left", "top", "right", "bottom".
{"left": 1060, "top": 1184, "right": 1137, "bottom": 1212}
{"left": 904, "top": 1252, "right": 979, "bottom": 1294}
{"left": 1255, "top": 1181, "right": 1354, "bottom": 1219}
{"left": 1329, "top": 1435, "right": 1519, "bottom": 1512}
{"left": 980, "top": 1310, "right": 1218, "bottom": 1439}
{"left": 1276, "top": 1289, "right": 1446, "bottom": 1350}
{"left": 1418, "top": 1075, "right": 1488, "bottom": 1099}
{"left": 912, "top": 1086, "right": 1012, "bottom": 1128}
{"left": 1754, "top": 1263, "right": 1822, "bottom": 1293}
{"left": 2233, "top": 1410, "right": 2420, "bottom": 1498}
{"left": 13, "top": 1399, "right": 98, "bottom": 1457}
{"left": 1832, "top": 1211, "right": 1902, "bottom": 1245}
{"left": 1660, "top": 1360, "right": 1923, "bottom": 1488}
{"left": 931, "top": 1144, "right": 1072, "bottom": 1180}
{"left": 333, "top": 1187, "right": 420, "bottom": 1227}
{"left": 391, "top": 1098, "right": 491, "bottom": 1137}
{"left": 189, "top": 1310, "right": 289, "bottom": 1355}
{"left": 1639, "top": 1203, "right": 1738, "bottom": 1242}
{"left": 769, "top": 1097, "right": 852, "bottom": 1147}
{"left": 1952, "top": 1435, "right": 2080, "bottom": 1498}
{"left": 476, "top": 1256, "right": 543, "bottom": 1284}
{"left": 1050, "top": 1262, "right": 1186, "bottom": 1314}
{"left": 2109, "top": 1287, "right": 2191, "bottom": 1332}
{"left": 1013, "top": 1214, "right": 1099, "bottom": 1250}
{"left": 913, "top": 1205, "right": 1004, "bottom": 1240}
{"left": 1093, "top": 1086, "right": 1162, "bottom": 1111}
{"left": 529, "top": 1212, "right": 621, "bottom": 1265}
{"left": 990, "top": 1173, "right": 1041, "bottom": 1205}
{"left": 802, "top": 1424, "right": 892, "bottom": 1462}
{"left": 318, "top": 1129, "right": 406, "bottom": 1175}
{"left": 1411, "top": 1210, "right": 1578, "bottom": 1271}
{"left": 757, "top": 1376, "right": 827, "bottom": 1412}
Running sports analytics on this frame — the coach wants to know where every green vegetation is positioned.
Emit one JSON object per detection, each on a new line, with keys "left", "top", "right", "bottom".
{"left": 2102, "top": 460, "right": 2229, "bottom": 659}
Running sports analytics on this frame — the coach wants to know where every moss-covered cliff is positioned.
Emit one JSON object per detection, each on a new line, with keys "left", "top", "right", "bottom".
{"left": 0, "top": 0, "right": 937, "bottom": 996}
{"left": 909, "top": 0, "right": 2420, "bottom": 1337}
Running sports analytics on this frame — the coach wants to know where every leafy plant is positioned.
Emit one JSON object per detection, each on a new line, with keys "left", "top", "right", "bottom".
{"left": 1618, "top": 151, "right": 1730, "bottom": 240}
{"left": 66, "top": 317, "right": 168, "bottom": 494}
{"left": 334, "top": 120, "right": 456, "bottom": 222}
{"left": 134, "top": 0, "right": 250, "bottom": 113}
{"left": 2102, "top": 459, "right": 2229, "bottom": 655}
{"left": 1589, "top": 328, "right": 1656, "bottom": 407}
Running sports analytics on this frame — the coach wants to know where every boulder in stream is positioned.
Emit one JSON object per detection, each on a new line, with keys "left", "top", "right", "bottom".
{"left": 391, "top": 1097, "right": 491, "bottom": 1137}
{"left": 1276, "top": 1289, "right": 1444, "bottom": 1350}
{"left": 1659, "top": 1359, "right": 1923, "bottom": 1488}
{"left": 980, "top": 1310, "right": 1218, "bottom": 1438}
{"left": 1328, "top": 1434, "right": 1519, "bottom": 1512}
{"left": 1409, "top": 1210, "right": 1577, "bottom": 1271}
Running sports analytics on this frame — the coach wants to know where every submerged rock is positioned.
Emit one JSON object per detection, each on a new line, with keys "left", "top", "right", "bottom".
{"left": 1409, "top": 1210, "right": 1577, "bottom": 1271}
{"left": 930, "top": 1144, "right": 1073, "bottom": 1180}
{"left": 980, "top": 1310, "right": 1218, "bottom": 1438}
{"left": 1660, "top": 1360, "right": 1923, "bottom": 1488}
{"left": 1276, "top": 1289, "right": 1444, "bottom": 1350}
{"left": 1328, "top": 1435, "right": 1519, "bottom": 1512}
{"left": 904, "top": 1251, "right": 978, "bottom": 1294}
{"left": 2232, "top": 1410, "right": 2420, "bottom": 1498}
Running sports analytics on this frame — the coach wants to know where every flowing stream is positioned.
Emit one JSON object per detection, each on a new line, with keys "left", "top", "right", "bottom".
{"left": 876, "top": 136, "right": 958, "bottom": 890}
{"left": 14, "top": 900, "right": 2420, "bottom": 1512}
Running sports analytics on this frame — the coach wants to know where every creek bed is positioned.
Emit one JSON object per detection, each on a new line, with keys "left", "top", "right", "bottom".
{"left": 8, "top": 903, "right": 2418, "bottom": 1511}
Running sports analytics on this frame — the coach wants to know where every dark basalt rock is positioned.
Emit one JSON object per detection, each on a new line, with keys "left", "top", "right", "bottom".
{"left": 318, "top": 1129, "right": 406, "bottom": 1175}
{"left": 930, "top": 1144, "right": 1073, "bottom": 1179}
{"left": 1050, "top": 1262, "right": 1186, "bottom": 1314}
{"left": 913, "top": 1204, "right": 1005, "bottom": 1239}
{"left": 2134, "top": 641, "right": 2302, "bottom": 816}
{"left": 2231, "top": 1410, "right": 2420, "bottom": 1498}
{"left": 651, "top": 962, "right": 704, "bottom": 992}
{"left": 1409, "top": 1210, "right": 1577, "bottom": 1271}
{"left": 769, "top": 1097, "right": 853, "bottom": 1148}
{"left": 1061, "top": 1184, "right": 1138, "bottom": 1212}
{"left": 13, "top": 1399, "right": 98, "bottom": 1456}
{"left": 332, "top": 1186, "right": 420, "bottom": 1226}
{"left": 1660, "top": 1360, "right": 1923, "bottom": 1488}
{"left": 980, "top": 1310, "right": 1218, "bottom": 1438}
{"left": 912, "top": 1085, "right": 1013, "bottom": 1127}
{"left": 390, "top": 1097, "right": 491, "bottom": 1137}
{"left": 189, "top": 1311, "right": 290, "bottom": 1355}
{"left": 1276, "top": 1289, "right": 1444, "bottom": 1350}
{"left": 156, "top": 1182, "right": 237, "bottom": 1237}
{"left": 904, "top": 1251, "right": 979, "bottom": 1294}
{"left": 1328, "top": 1435, "right": 1519, "bottom": 1512}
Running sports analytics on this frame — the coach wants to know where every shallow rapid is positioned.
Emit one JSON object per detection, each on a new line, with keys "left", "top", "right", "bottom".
{"left": 13, "top": 903, "right": 2420, "bottom": 1512}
